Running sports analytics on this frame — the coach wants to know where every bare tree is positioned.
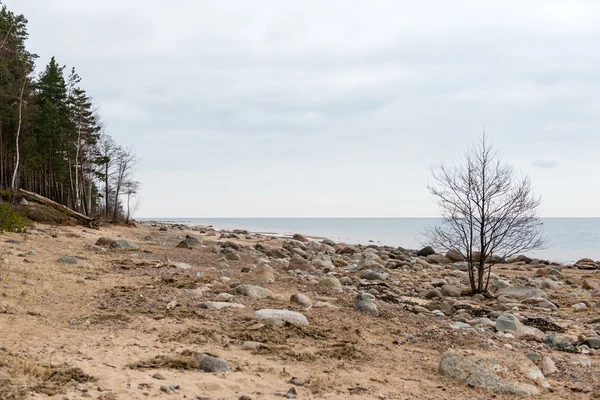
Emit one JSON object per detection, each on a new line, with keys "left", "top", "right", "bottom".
{"left": 425, "top": 134, "right": 547, "bottom": 294}
{"left": 123, "top": 180, "right": 140, "bottom": 223}
{"left": 112, "top": 146, "right": 137, "bottom": 221}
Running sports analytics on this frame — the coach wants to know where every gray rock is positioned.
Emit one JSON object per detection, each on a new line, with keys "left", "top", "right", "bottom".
{"left": 170, "top": 262, "right": 192, "bottom": 270}
{"left": 110, "top": 239, "right": 138, "bottom": 250}
{"left": 438, "top": 350, "right": 547, "bottom": 396}
{"left": 541, "top": 357, "right": 557, "bottom": 376}
{"left": 290, "top": 293, "right": 312, "bottom": 309}
{"left": 441, "top": 285, "right": 461, "bottom": 297}
{"left": 417, "top": 246, "right": 435, "bottom": 257}
{"left": 57, "top": 256, "right": 81, "bottom": 264}
{"left": 318, "top": 274, "right": 342, "bottom": 289}
{"left": 581, "top": 337, "right": 600, "bottom": 349}
{"left": 193, "top": 353, "right": 230, "bottom": 372}
{"left": 452, "top": 322, "right": 474, "bottom": 330}
{"left": 496, "top": 286, "right": 548, "bottom": 299}
{"left": 253, "top": 309, "right": 309, "bottom": 326}
{"left": 95, "top": 237, "right": 114, "bottom": 247}
{"left": 199, "top": 302, "right": 246, "bottom": 310}
{"left": 354, "top": 293, "right": 378, "bottom": 317}
{"left": 236, "top": 285, "right": 273, "bottom": 299}
{"left": 360, "top": 270, "right": 388, "bottom": 281}
{"left": 451, "top": 262, "right": 469, "bottom": 271}
{"left": 84, "top": 244, "right": 105, "bottom": 252}
{"left": 543, "top": 333, "right": 576, "bottom": 353}
{"left": 496, "top": 313, "right": 523, "bottom": 333}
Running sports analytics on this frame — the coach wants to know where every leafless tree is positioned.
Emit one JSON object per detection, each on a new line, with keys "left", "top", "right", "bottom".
{"left": 123, "top": 180, "right": 140, "bottom": 223}
{"left": 112, "top": 146, "right": 137, "bottom": 221}
{"left": 425, "top": 134, "right": 547, "bottom": 294}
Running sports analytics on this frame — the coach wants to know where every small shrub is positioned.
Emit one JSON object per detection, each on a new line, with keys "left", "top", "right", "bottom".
{"left": 0, "top": 203, "right": 26, "bottom": 233}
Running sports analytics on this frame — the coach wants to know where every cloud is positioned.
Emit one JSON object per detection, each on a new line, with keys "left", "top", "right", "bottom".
{"left": 532, "top": 160, "right": 559, "bottom": 169}
{"left": 4, "top": 0, "right": 600, "bottom": 217}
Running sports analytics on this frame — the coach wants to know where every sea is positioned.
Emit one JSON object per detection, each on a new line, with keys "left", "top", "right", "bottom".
{"left": 141, "top": 218, "right": 600, "bottom": 264}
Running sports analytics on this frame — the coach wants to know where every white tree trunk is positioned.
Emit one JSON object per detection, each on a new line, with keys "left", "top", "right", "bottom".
{"left": 11, "top": 79, "right": 26, "bottom": 192}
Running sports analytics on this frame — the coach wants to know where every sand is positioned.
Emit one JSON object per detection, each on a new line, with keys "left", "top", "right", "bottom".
{"left": 0, "top": 223, "right": 596, "bottom": 399}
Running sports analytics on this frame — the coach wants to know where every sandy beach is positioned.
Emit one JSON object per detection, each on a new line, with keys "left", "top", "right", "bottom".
{"left": 0, "top": 221, "right": 598, "bottom": 399}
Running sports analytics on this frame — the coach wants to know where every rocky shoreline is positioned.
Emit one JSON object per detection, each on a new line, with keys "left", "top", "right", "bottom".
{"left": 139, "top": 220, "right": 600, "bottom": 396}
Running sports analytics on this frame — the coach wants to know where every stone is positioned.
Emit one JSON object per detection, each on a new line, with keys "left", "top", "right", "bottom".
{"left": 452, "top": 322, "right": 474, "bottom": 330}
{"left": 543, "top": 333, "right": 576, "bottom": 353}
{"left": 426, "top": 254, "right": 451, "bottom": 264}
{"left": 193, "top": 353, "right": 230, "bottom": 372}
{"left": 236, "top": 285, "right": 273, "bottom": 299}
{"left": 425, "top": 289, "right": 443, "bottom": 299}
{"left": 199, "top": 302, "right": 246, "bottom": 310}
{"left": 515, "top": 326, "right": 544, "bottom": 342}
{"left": 287, "top": 254, "right": 315, "bottom": 272}
{"left": 57, "top": 256, "right": 81, "bottom": 264}
{"left": 354, "top": 293, "right": 378, "bottom": 317}
{"left": 569, "top": 356, "right": 591, "bottom": 368}
{"left": 424, "top": 301, "right": 455, "bottom": 316}
{"left": 292, "top": 233, "right": 309, "bottom": 242}
{"left": 152, "top": 373, "right": 166, "bottom": 380}
{"left": 290, "top": 293, "right": 312, "bottom": 309}
{"left": 84, "top": 244, "right": 105, "bottom": 252}
{"left": 496, "top": 286, "right": 547, "bottom": 300}
{"left": 445, "top": 250, "right": 465, "bottom": 262}
{"left": 581, "top": 337, "right": 600, "bottom": 349}
{"left": 109, "top": 239, "right": 138, "bottom": 250}
{"left": 417, "top": 246, "right": 435, "bottom": 257}
{"left": 451, "top": 262, "right": 469, "bottom": 271}
{"left": 541, "top": 357, "right": 557, "bottom": 376}
{"left": 5, "top": 239, "right": 20, "bottom": 244}
{"left": 170, "top": 262, "right": 192, "bottom": 270}
{"left": 438, "top": 350, "right": 547, "bottom": 396}
{"left": 360, "top": 270, "right": 388, "bottom": 281}
{"left": 253, "top": 309, "right": 309, "bottom": 326}
{"left": 253, "top": 264, "right": 275, "bottom": 283}
{"left": 571, "top": 302, "right": 588, "bottom": 310}
{"left": 582, "top": 278, "right": 599, "bottom": 290}
{"left": 441, "top": 285, "right": 461, "bottom": 297}
{"left": 496, "top": 313, "right": 523, "bottom": 333}
{"left": 318, "top": 274, "right": 342, "bottom": 289}
{"left": 95, "top": 237, "right": 114, "bottom": 247}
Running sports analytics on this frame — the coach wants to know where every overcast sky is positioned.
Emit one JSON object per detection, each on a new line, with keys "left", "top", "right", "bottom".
{"left": 5, "top": 0, "right": 600, "bottom": 217}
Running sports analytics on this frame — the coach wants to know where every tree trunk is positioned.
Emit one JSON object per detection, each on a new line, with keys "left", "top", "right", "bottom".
{"left": 19, "top": 188, "right": 97, "bottom": 227}
{"left": 11, "top": 79, "right": 26, "bottom": 192}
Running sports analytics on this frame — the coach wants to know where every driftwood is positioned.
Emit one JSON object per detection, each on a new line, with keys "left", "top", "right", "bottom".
{"left": 19, "top": 188, "right": 98, "bottom": 228}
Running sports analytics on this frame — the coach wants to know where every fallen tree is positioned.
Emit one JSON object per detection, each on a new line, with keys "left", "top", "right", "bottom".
{"left": 19, "top": 189, "right": 98, "bottom": 228}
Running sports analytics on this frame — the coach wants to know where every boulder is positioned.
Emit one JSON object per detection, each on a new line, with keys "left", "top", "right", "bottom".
{"left": 292, "top": 233, "right": 309, "bottom": 242}
{"left": 290, "top": 293, "right": 312, "bottom": 309}
{"left": 318, "top": 274, "right": 342, "bottom": 290}
{"left": 438, "top": 350, "right": 548, "bottom": 396}
{"left": 441, "top": 285, "right": 461, "bottom": 297}
{"left": 199, "top": 302, "right": 246, "bottom": 310}
{"left": 360, "top": 270, "right": 388, "bottom": 281}
{"left": 426, "top": 254, "right": 451, "bottom": 264}
{"left": 495, "top": 286, "right": 547, "bottom": 300}
{"left": 57, "top": 256, "right": 81, "bottom": 264}
{"left": 541, "top": 357, "right": 558, "bottom": 376}
{"left": 110, "top": 239, "right": 138, "bottom": 250}
{"left": 543, "top": 333, "right": 576, "bottom": 353}
{"left": 287, "top": 254, "right": 315, "bottom": 272}
{"left": 417, "top": 246, "right": 435, "bottom": 257}
{"left": 252, "top": 264, "right": 275, "bottom": 283}
{"left": 354, "top": 293, "right": 378, "bottom": 317}
{"left": 193, "top": 353, "right": 230, "bottom": 373}
{"left": 253, "top": 309, "right": 309, "bottom": 326}
{"left": 496, "top": 313, "right": 523, "bottom": 333}
{"left": 445, "top": 250, "right": 465, "bottom": 262}
{"left": 582, "top": 278, "right": 599, "bottom": 290}
{"left": 95, "top": 237, "right": 114, "bottom": 247}
{"left": 236, "top": 284, "right": 273, "bottom": 299}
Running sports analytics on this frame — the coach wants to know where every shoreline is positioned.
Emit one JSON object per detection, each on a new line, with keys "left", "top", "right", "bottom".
{"left": 138, "top": 219, "right": 599, "bottom": 266}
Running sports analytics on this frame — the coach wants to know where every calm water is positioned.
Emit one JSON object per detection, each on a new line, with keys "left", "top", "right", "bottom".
{"left": 143, "top": 218, "right": 600, "bottom": 263}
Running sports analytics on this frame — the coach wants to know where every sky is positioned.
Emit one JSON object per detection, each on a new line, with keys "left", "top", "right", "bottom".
{"left": 4, "top": 0, "right": 600, "bottom": 217}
